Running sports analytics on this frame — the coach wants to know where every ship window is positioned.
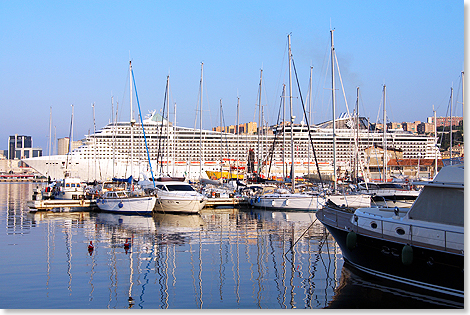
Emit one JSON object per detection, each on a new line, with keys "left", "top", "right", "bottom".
{"left": 66, "top": 183, "right": 70, "bottom": 187}
{"left": 370, "top": 222, "right": 378, "bottom": 229}
{"left": 396, "top": 228, "right": 405, "bottom": 235}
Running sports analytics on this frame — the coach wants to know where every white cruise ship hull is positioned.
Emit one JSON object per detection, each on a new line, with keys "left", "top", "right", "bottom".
{"left": 22, "top": 112, "right": 440, "bottom": 182}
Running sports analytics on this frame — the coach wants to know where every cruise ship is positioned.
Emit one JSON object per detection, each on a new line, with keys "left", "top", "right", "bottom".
{"left": 23, "top": 110, "right": 439, "bottom": 183}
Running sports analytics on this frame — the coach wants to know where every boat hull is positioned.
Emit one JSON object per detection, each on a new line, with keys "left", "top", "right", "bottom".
{"left": 327, "top": 193, "right": 371, "bottom": 208}
{"left": 316, "top": 208, "right": 464, "bottom": 299}
{"left": 250, "top": 193, "right": 324, "bottom": 211}
{"left": 154, "top": 196, "right": 206, "bottom": 214}
{"left": 96, "top": 196, "right": 157, "bottom": 214}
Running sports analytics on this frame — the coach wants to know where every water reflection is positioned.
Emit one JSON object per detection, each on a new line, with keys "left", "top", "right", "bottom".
{"left": 328, "top": 262, "right": 464, "bottom": 308}
{"left": 0, "top": 183, "right": 451, "bottom": 309}
{"left": 0, "top": 182, "right": 36, "bottom": 235}
{"left": 71, "top": 208, "right": 341, "bottom": 308}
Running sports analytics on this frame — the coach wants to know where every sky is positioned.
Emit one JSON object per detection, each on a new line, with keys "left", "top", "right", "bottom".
{"left": 0, "top": 0, "right": 465, "bottom": 153}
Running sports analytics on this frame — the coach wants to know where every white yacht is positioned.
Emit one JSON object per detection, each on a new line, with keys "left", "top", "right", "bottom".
{"left": 357, "top": 182, "right": 420, "bottom": 208}
{"left": 140, "top": 178, "right": 206, "bottom": 214}
{"left": 48, "top": 177, "right": 87, "bottom": 200}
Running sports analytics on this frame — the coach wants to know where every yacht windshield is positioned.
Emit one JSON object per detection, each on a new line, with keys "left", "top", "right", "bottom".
{"left": 166, "top": 184, "right": 195, "bottom": 192}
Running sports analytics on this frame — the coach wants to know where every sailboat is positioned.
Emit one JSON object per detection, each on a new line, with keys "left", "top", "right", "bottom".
{"left": 96, "top": 61, "right": 158, "bottom": 215}
{"left": 323, "top": 29, "right": 371, "bottom": 209}
{"left": 250, "top": 34, "right": 326, "bottom": 211}
{"left": 356, "top": 85, "right": 418, "bottom": 208}
{"left": 45, "top": 105, "right": 90, "bottom": 201}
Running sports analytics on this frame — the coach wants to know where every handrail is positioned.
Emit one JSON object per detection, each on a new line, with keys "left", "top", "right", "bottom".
{"left": 320, "top": 207, "right": 463, "bottom": 254}
{"left": 355, "top": 211, "right": 464, "bottom": 253}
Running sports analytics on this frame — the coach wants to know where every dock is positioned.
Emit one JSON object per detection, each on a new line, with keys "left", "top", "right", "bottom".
{"left": 204, "top": 197, "right": 249, "bottom": 208}
{"left": 27, "top": 199, "right": 97, "bottom": 211}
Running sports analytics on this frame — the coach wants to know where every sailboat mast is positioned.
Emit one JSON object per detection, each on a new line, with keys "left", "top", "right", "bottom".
{"left": 92, "top": 102, "right": 96, "bottom": 181}
{"left": 434, "top": 106, "right": 438, "bottom": 177}
{"left": 199, "top": 62, "right": 203, "bottom": 179}
{"left": 288, "top": 34, "right": 295, "bottom": 192}
{"left": 356, "top": 87, "right": 359, "bottom": 184}
{"left": 236, "top": 96, "right": 240, "bottom": 179}
{"left": 166, "top": 75, "right": 170, "bottom": 175}
{"left": 462, "top": 71, "right": 464, "bottom": 135}
{"left": 307, "top": 66, "right": 313, "bottom": 176}
{"left": 257, "top": 69, "right": 263, "bottom": 176}
{"left": 220, "top": 99, "right": 223, "bottom": 175}
{"left": 450, "top": 87, "right": 453, "bottom": 162}
{"left": 48, "top": 106, "right": 52, "bottom": 156}
{"left": 173, "top": 102, "right": 176, "bottom": 176}
{"left": 383, "top": 84, "right": 387, "bottom": 182}
{"left": 111, "top": 96, "right": 115, "bottom": 178}
{"left": 129, "top": 60, "right": 134, "bottom": 180}
{"left": 331, "top": 29, "right": 337, "bottom": 191}
{"left": 282, "top": 84, "right": 286, "bottom": 180}
{"left": 70, "top": 104, "right": 74, "bottom": 154}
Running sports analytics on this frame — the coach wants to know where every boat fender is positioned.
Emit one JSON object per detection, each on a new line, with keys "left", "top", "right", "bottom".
{"left": 402, "top": 245, "right": 413, "bottom": 265}
{"left": 257, "top": 197, "right": 261, "bottom": 203}
{"left": 346, "top": 231, "right": 357, "bottom": 250}
{"left": 118, "top": 202, "right": 123, "bottom": 208}
{"left": 250, "top": 199, "right": 253, "bottom": 205}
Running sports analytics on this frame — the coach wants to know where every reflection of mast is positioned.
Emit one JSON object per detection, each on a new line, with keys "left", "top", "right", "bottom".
{"left": 281, "top": 228, "right": 287, "bottom": 308}
{"left": 218, "top": 225, "right": 224, "bottom": 301}
{"left": 198, "top": 230, "right": 203, "bottom": 308}
{"left": 106, "top": 246, "right": 117, "bottom": 308}
{"left": 235, "top": 229, "right": 240, "bottom": 304}
{"left": 88, "top": 240, "right": 96, "bottom": 301}
{"left": 45, "top": 218, "right": 55, "bottom": 296}
{"left": 64, "top": 220, "right": 73, "bottom": 294}
{"left": 162, "top": 245, "right": 170, "bottom": 308}
{"left": 190, "top": 230, "right": 204, "bottom": 308}
{"left": 138, "top": 238, "right": 160, "bottom": 308}
{"left": 128, "top": 249, "right": 135, "bottom": 308}
{"left": 289, "top": 224, "right": 295, "bottom": 308}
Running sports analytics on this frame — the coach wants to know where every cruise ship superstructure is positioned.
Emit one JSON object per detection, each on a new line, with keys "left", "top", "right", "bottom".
{"left": 23, "top": 111, "right": 439, "bottom": 182}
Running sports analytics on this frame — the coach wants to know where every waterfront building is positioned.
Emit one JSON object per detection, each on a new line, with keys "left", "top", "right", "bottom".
{"left": 417, "top": 122, "right": 435, "bottom": 135}
{"left": 58, "top": 137, "right": 83, "bottom": 155}
{"left": 427, "top": 116, "right": 463, "bottom": 127}
{"left": 386, "top": 122, "right": 404, "bottom": 131}
{"left": 8, "top": 134, "right": 42, "bottom": 160}
{"left": 212, "top": 122, "right": 258, "bottom": 135}
{"left": 388, "top": 158, "right": 443, "bottom": 179}
{"left": 402, "top": 121, "right": 421, "bottom": 134}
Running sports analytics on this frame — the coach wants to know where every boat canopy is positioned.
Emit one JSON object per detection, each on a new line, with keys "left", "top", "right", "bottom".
{"left": 407, "top": 186, "right": 463, "bottom": 227}
{"left": 407, "top": 164, "right": 464, "bottom": 227}
{"left": 112, "top": 176, "right": 133, "bottom": 184}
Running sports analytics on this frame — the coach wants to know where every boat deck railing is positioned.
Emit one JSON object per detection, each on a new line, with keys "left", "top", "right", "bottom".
{"left": 318, "top": 207, "right": 464, "bottom": 255}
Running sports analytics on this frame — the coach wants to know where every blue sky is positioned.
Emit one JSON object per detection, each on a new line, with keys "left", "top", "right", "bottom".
{"left": 0, "top": 0, "right": 464, "bottom": 152}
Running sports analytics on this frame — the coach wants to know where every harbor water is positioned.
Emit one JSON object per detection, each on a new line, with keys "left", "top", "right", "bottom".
{"left": 0, "top": 182, "right": 458, "bottom": 309}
